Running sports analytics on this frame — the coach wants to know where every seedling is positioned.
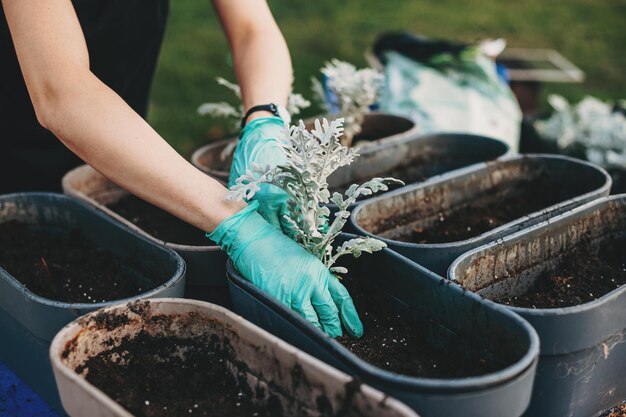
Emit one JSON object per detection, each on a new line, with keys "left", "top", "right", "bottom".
{"left": 312, "top": 59, "right": 384, "bottom": 147}
{"left": 227, "top": 118, "right": 403, "bottom": 274}
{"left": 198, "top": 77, "right": 310, "bottom": 159}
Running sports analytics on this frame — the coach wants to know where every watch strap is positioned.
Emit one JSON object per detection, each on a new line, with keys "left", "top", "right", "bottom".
{"left": 241, "top": 103, "right": 279, "bottom": 128}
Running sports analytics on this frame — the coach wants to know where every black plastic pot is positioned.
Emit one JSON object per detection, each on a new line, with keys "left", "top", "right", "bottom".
{"left": 327, "top": 132, "right": 510, "bottom": 215}
{"left": 351, "top": 154, "right": 611, "bottom": 276}
{"left": 450, "top": 195, "right": 626, "bottom": 417}
{"left": 51, "top": 299, "right": 419, "bottom": 417}
{"left": 226, "top": 234, "right": 539, "bottom": 417}
{"left": 62, "top": 165, "right": 230, "bottom": 306}
{"left": 0, "top": 193, "right": 186, "bottom": 414}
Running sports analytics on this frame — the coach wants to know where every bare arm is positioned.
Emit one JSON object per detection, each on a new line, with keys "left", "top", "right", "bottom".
{"left": 213, "top": 0, "right": 293, "bottom": 120}
{"left": 2, "top": 0, "right": 244, "bottom": 232}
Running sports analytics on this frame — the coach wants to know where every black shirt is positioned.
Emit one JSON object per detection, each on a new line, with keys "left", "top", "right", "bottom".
{"left": 0, "top": 0, "right": 169, "bottom": 193}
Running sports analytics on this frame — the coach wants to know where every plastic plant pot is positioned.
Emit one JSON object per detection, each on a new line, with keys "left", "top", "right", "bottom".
{"left": 0, "top": 193, "right": 185, "bottom": 414}
{"left": 50, "top": 298, "right": 419, "bottom": 417}
{"left": 226, "top": 234, "right": 540, "bottom": 417}
{"left": 449, "top": 195, "right": 626, "bottom": 417}
{"left": 326, "top": 132, "right": 510, "bottom": 215}
{"left": 191, "top": 112, "right": 420, "bottom": 185}
{"left": 62, "top": 165, "right": 229, "bottom": 306}
{"left": 351, "top": 154, "right": 611, "bottom": 276}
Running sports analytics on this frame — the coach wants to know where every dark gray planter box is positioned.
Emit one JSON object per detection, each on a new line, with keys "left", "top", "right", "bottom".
{"left": 226, "top": 234, "right": 539, "bottom": 417}
{"left": 62, "top": 165, "right": 229, "bottom": 306}
{"left": 51, "top": 299, "right": 419, "bottom": 417}
{"left": 450, "top": 195, "right": 626, "bottom": 417}
{"left": 0, "top": 193, "right": 186, "bottom": 414}
{"left": 351, "top": 154, "right": 611, "bottom": 276}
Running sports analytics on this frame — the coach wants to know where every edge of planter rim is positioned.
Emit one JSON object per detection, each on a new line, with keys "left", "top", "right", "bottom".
{"left": 349, "top": 153, "right": 612, "bottom": 275}
{"left": 225, "top": 237, "right": 540, "bottom": 394}
{"left": 448, "top": 194, "right": 626, "bottom": 355}
{"left": 62, "top": 164, "right": 227, "bottom": 293}
{"left": 49, "top": 298, "right": 420, "bottom": 417}
{"left": 0, "top": 192, "right": 186, "bottom": 340}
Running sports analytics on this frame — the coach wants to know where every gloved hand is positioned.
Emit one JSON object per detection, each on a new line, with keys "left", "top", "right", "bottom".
{"left": 209, "top": 201, "right": 363, "bottom": 338}
{"left": 229, "top": 116, "right": 291, "bottom": 233}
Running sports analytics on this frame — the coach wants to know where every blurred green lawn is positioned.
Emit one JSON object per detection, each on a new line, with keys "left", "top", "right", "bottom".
{"left": 148, "top": 0, "right": 626, "bottom": 157}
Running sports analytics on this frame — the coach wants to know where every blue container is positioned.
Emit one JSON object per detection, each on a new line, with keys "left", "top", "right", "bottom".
{"left": 227, "top": 234, "right": 539, "bottom": 417}
{"left": 450, "top": 195, "right": 626, "bottom": 417}
{"left": 351, "top": 154, "right": 611, "bottom": 276}
{"left": 0, "top": 193, "right": 186, "bottom": 414}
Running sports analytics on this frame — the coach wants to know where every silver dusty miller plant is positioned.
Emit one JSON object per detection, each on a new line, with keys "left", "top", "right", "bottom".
{"left": 227, "top": 118, "right": 403, "bottom": 274}
{"left": 312, "top": 59, "right": 384, "bottom": 147}
{"left": 535, "top": 95, "right": 626, "bottom": 168}
{"left": 198, "top": 77, "right": 311, "bottom": 159}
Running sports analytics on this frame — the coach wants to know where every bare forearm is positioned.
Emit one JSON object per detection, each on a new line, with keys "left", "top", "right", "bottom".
{"left": 44, "top": 72, "right": 244, "bottom": 232}
{"left": 213, "top": 0, "right": 292, "bottom": 111}
{"left": 232, "top": 27, "right": 292, "bottom": 110}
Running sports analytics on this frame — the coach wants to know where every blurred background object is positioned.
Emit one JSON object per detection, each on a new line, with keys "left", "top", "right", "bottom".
{"left": 148, "top": 0, "right": 625, "bottom": 156}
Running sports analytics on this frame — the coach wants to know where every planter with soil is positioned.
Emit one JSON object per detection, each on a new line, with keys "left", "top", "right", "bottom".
{"left": 50, "top": 298, "right": 419, "bottom": 417}
{"left": 191, "top": 112, "right": 421, "bottom": 185}
{"left": 62, "top": 165, "right": 229, "bottom": 306}
{"left": 449, "top": 195, "right": 626, "bottom": 417}
{"left": 0, "top": 193, "right": 185, "bottom": 413}
{"left": 351, "top": 154, "right": 611, "bottom": 276}
{"left": 226, "top": 234, "right": 539, "bottom": 417}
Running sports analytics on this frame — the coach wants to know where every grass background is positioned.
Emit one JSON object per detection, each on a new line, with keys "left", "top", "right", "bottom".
{"left": 148, "top": 0, "right": 626, "bottom": 156}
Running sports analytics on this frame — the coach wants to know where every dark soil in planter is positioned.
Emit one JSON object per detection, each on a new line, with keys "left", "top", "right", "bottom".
{"left": 107, "top": 195, "right": 208, "bottom": 246}
{"left": 329, "top": 154, "right": 481, "bottom": 197}
{"left": 0, "top": 221, "right": 149, "bottom": 303}
{"left": 387, "top": 176, "right": 575, "bottom": 244}
{"left": 76, "top": 331, "right": 283, "bottom": 417}
{"left": 336, "top": 273, "right": 502, "bottom": 378}
{"left": 494, "top": 237, "right": 626, "bottom": 309}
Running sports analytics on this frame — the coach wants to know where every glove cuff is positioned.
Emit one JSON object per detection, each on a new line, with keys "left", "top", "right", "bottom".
{"left": 207, "top": 200, "right": 272, "bottom": 263}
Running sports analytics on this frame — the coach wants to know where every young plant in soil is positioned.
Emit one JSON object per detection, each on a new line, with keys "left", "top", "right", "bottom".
{"left": 198, "top": 76, "right": 311, "bottom": 159}
{"left": 0, "top": 221, "right": 158, "bottom": 303}
{"left": 312, "top": 59, "right": 384, "bottom": 147}
{"left": 229, "top": 120, "right": 504, "bottom": 377}
{"left": 228, "top": 118, "right": 399, "bottom": 272}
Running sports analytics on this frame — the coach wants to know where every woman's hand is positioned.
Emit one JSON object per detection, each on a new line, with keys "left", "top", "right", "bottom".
{"left": 209, "top": 201, "right": 364, "bottom": 338}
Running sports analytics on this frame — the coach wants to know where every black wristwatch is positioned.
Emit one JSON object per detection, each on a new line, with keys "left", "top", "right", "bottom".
{"left": 240, "top": 103, "right": 290, "bottom": 128}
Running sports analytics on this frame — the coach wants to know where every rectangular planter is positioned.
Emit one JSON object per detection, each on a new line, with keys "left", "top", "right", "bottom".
{"left": 50, "top": 298, "right": 419, "bottom": 417}
{"left": 226, "top": 234, "right": 539, "bottom": 417}
{"left": 0, "top": 193, "right": 185, "bottom": 414}
{"left": 62, "top": 165, "right": 230, "bottom": 306}
{"left": 351, "top": 154, "right": 611, "bottom": 276}
{"left": 450, "top": 195, "right": 626, "bottom": 417}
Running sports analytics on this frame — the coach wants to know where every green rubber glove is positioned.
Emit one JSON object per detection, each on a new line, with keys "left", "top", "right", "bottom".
{"left": 208, "top": 201, "right": 363, "bottom": 338}
{"left": 229, "top": 117, "right": 291, "bottom": 233}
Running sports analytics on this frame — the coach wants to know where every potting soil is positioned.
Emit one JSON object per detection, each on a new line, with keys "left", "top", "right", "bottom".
{"left": 388, "top": 176, "right": 576, "bottom": 243}
{"left": 0, "top": 221, "right": 151, "bottom": 303}
{"left": 77, "top": 331, "right": 284, "bottom": 417}
{"left": 599, "top": 401, "right": 626, "bottom": 417}
{"left": 494, "top": 237, "right": 626, "bottom": 309}
{"left": 329, "top": 154, "right": 481, "bottom": 197}
{"left": 107, "top": 195, "right": 208, "bottom": 246}
{"left": 336, "top": 274, "right": 503, "bottom": 378}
